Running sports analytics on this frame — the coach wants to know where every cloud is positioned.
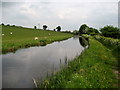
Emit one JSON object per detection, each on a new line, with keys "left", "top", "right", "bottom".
{"left": 1, "top": 1, "right": 118, "bottom": 30}
{"left": 2, "top": 0, "right": 119, "bottom": 2}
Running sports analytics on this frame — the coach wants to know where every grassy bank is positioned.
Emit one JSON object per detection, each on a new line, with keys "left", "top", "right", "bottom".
{"left": 94, "top": 35, "right": 120, "bottom": 64}
{"left": 39, "top": 37, "right": 119, "bottom": 88}
{"left": 1, "top": 25, "right": 72, "bottom": 53}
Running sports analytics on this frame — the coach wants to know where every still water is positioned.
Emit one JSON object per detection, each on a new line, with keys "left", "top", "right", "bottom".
{"left": 2, "top": 37, "right": 84, "bottom": 88}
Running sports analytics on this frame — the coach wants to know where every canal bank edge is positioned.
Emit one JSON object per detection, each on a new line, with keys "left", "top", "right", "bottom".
{"left": 2, "top": 36, "right": 72, "bottom": 54}
{"left": 38, "top": 37, "right": 119, "bottom": 88}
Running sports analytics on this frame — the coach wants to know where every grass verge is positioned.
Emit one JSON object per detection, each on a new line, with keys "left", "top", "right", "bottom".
{"left": 38, "top": 37, "right": 119, "bottom": 88}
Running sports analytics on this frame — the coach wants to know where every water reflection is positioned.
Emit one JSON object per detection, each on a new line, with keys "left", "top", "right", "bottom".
{"left": 79, "top": 37, "right": 89, "bottom": 48}
{"left": 2, "top": 37, "right": 84, "bottom": 88}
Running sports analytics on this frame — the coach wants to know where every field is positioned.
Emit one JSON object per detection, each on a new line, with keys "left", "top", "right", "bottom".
{"left": 1, "top": 25, "right": 72, "bottom": 53}
{"left": 39, "top": 36, "right": 119, "bottom": 88}
{"left": 1, "top": 25, "right": 119, "bottom": 88}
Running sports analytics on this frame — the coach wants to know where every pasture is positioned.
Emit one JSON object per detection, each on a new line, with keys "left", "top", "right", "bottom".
{"left": 1, "top": 25, "right": 72, "bottom": 53}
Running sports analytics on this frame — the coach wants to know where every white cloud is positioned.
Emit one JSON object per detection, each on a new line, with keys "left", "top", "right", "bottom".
{"left": 20, "top": 3, "right": 38, "bottom": 18}
{"left": 1, "top": 1, "right": 118, "bottom": 30}
{"left": 1, "top": 0, "right": 119, "bottom": 2}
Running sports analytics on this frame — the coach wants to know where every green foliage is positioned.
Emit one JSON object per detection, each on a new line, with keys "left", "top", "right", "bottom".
{"left": 79, "top": 37, "right": 89, "bottom": 47}
{"left": 34, "top": 26, "right": 37, "bottom": 29}
{"left": 79, "top": 24, "right": 88, "bottom": 35}
{"left": 61, "top": 31, "right": 72, "bottom": 34}
{"left": 1, "top": 23, "right": 4, "bottom": 25}
{"left": 56, "top": 26, "right": 61, "bottom": 32}
{"left": 53, "top": 29, "right": 56, "bottom": 31}
{"left": 79, "top": 24, "right": 99, "bottom": 35}
{"left": 100, "top": 25, "right": 120, "bottom": 39}
{"left": 38, "top": 37, "right": 118, "bottom": 88}
{"left": 7, "top": 24, "right": 10, "bottom": 26}
{"left": 94, "top": 35, "right": 120, "bottom": 49}
{"left": 94, "top": 35, "right": 120, "bottom": 67}
{"left": 72, "top": 30, "right": 79, "bottom": 35}
{"left": 12, "top": 25, "right": 15, "bottom": 27}
{"left": 43, "top": 25, "right": 48, "bottom": 30}
{"left": 87, "top": 27, "right": 99, "bottom": 35}
{"left": 2, "top": 25, "right": 72, "bottom": 53}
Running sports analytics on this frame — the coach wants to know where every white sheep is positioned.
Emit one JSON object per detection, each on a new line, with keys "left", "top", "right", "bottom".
{"left": 10, "top": 32, "right": 12, "bottom": 35}
{"left": 34, "top": 37, "right": 38, "bottom": 40}
{"left": 2, "top": 34, "right": 4, "bottom": 36}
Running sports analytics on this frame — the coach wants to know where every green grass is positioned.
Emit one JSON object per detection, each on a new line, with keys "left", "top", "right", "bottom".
{"left": 1, "top": 25, "right": 72, "bottom": 53}
{"left": 38, "top": 37, "right": 119, "bottom": 88}
{"left": 94, "top": 35, "right": 120, "bottom": 68}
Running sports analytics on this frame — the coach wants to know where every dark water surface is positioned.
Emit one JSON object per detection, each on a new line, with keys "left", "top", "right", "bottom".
{"left": 2, "top": 37, "right": 84, "bottom": 88}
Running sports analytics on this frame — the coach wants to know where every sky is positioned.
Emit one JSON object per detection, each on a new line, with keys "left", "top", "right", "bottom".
{"left": 1, "top": 0, "right": 119, "bottom": 31}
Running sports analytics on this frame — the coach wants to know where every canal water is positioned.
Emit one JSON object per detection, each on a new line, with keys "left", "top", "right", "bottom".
{"left": 2, "top": 37, "right": 85, "bottom": 88}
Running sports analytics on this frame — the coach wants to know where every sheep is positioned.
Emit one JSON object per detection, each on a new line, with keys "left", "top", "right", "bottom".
{"left": 10, "top": 32, "right": 12, "bottom": 35}
{"left": 2, "top": 34, "right": 4, "bottom": 36}
{"left": 34, "top": 37, "right": 38, "bottom": 40}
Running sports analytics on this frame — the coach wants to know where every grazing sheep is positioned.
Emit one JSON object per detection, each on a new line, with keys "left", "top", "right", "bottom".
{"left": 34, "top": 37, "right": 38, "bottom": 40}
{"left": 2, "top": 34, "right": 4, "bottom": 36}
{"left": 10, "top": 32, "right": 12, "bottom": 35}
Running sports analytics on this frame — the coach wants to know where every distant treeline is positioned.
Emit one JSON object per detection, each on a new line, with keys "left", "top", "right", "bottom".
{"left": 1, "top": 23, "right": 62, "bottom": 32}
{"left": 73, "top": 24, "right": 120, "bottom": 39}
{"left": 1, "top": 23, "right": 120, "bottom": 39}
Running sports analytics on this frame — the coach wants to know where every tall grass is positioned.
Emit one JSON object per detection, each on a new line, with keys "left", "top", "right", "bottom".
{"left": 94, "top": 35, "right": 120, "bottom": 49}
{"left": 94, "top": 35, "right": 120, "bottom": 68}
{"left": 38, "top": 37, "right": 119, "bottom": 88}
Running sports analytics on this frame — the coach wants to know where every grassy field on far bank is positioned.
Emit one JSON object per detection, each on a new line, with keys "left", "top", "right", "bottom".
{"left": 39, "top": 36, "right": 119, "bottom": 88}
{"left": 1, "top": 25, "right": 72, "bottom": 53}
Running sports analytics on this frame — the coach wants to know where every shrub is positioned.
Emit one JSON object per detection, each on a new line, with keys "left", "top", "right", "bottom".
{"left": 43, "top": 25, "right": 47, "bottom": 30}
{"left": 94, "top": 35, "right": 120, "bottom": 49}
{"left": 100, "top": 25, "right": 120, "bottom": 39}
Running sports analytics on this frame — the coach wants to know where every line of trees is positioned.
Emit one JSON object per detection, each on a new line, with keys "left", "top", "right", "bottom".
{"left": 2, "top": 22, "right": 119, "bottom": 38}
{"left": 1, "top": 23, "right": 22, "bottom": 27}
{"left": 41, "top": 25, "right": 62, "bottom": 31}
{"left": 1, "top": 23, "right": 62, "bottom": 32}
{"left": 34, "top": 24, "right": 62, "bottom": 32}
{"left": 100, "top": 25, "right": 120, "bottom": 39}
{"left": 78, "top": 24, "right": 120, "bottom": 39}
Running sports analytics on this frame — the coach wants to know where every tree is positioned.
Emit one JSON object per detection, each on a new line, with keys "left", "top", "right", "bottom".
{"left": 7, "top": 24, "right": 10, "bottom": 26}
{"left": 79, "top": 24, "right": 88, "bottom": 35}
{"left": 56, "top": 26, "right": 61, "bottom": 31}
{"left": 73, "top": 30, "right": 79, "bottom": 35}
{"left": 34, "top": 26, "right": 37, "bottom": 29}
{"left": 53, "top": 29, "right": 56, "bottom": 31}
{"left": 1, "top": 23, "right": 4, "bottom": 25}
{"left": 79, "top": 24, "right": 99, "bottom": 35}
{"left": 87, "top": 27, "right": 99, "bottom": 35}
{"left": 100, "top": 25, "right": 120, "bottom": 39}
{"left": 12, "top": 25, "right": 15, "bottom": 27}
{"left": 43, "top": 25, "right": 47, "bottom": 30}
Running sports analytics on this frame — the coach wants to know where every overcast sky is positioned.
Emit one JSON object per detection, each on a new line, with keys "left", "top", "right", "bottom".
{"left": 1, "top": 0, "right": 119, "bottom": 31}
